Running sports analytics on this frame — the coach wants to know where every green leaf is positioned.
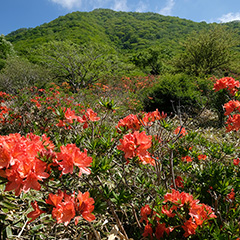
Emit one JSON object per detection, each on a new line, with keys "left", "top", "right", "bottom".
{"left": 6, "top": 226, "right": 12, "bottom": 238}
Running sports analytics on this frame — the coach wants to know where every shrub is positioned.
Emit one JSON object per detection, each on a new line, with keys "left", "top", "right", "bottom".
{"left": 142, "top": 73, "right": 208, "bottom": 115}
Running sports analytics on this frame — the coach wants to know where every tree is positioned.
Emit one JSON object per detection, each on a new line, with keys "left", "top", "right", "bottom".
{"left": 174, "top": 26, "right": 236, "bottom": 76}
{"left": 37, "top": 40, "right": 121, "bottom": 91}
{"left": 0, "top": 35, "right": 16, "bottom": 69}
{"left": 131, "top": 46, "right": 172, "bottom": 75}
{"left": 0, "top": 57, "right": 51, "bottom": 93}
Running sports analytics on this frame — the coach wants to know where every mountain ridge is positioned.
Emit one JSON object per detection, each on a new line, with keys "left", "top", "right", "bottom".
{"left": 6, "top": 8, "right": 220, "bottom": 54}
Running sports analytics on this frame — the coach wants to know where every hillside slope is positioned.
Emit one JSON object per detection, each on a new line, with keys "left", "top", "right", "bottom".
{"left": 6, "top": 9, "right": 215, "bottom": 53}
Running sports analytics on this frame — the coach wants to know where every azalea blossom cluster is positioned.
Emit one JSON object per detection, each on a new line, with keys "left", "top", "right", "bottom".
{"left": 171, "top": 176, "right": 184, "bottom": 189}
{"left": 181, "top": 154, "right": 207, "bottom": 163}
{"left": 0, "top": 106, "right": 11, "bottom": 124}
{"left": 116, "top": 109, "right": 167, "bottom": 132}
{"left": 140, "top": 204, "right": 173, "bottom": 239}
{"left": 27, "top": 190, "right": 95, "bottom": 226}
{"left": 233, "top": 158, "right": 240, "bottom": 166}
{"left": 174, "top": 126, "right": 187, "bottom": 137}
{"left": 226, "top": 188, "right": 235, "bottom": 202}
{"left": 140, "top": 189, "right": 217, "bottom": 239}
{"left": 212, "top": 77, "right": 240, "bottom": 131}
{"left": 179, "top": 143, "right": 207, "bottom": 163}
{"left": 120, "top": 75, "right": 158, "bottom": 94}
{"left": 56, "top": 144, "right": 92, "bottom": 176}
{"left": 213, "top": 77, "right": 240, "bottom": 96}
{"left": 0, "top": 133, "right": 53, "bottom": 196}
{"left": 0, "top": 132, "right": 95, "bottom": 225}
{"left": 117, "top": 131, "right": 155, "bottom": 165}
{"left": 0, "top": 92, "right": 16, "bottom": 125}
{"left": 56, "top": 107, "right": 100, "bottom": 129}
{"left": 223, "top": 100, "right": 240, "bottom": 131}
{"left": 0, "top": 91, "right": 12, "bottom": 101}
{"left": 0, "top": 84, "right": 95, "bottom": 132}
{"left": 0, "top": 133, "right": 93, "bottom": 195}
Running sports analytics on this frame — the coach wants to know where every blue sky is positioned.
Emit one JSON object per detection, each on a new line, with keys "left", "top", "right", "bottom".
{"left": 1, "top": 0, "right": 240, "bottom": 35}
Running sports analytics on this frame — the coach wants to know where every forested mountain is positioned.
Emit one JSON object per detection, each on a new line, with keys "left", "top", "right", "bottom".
{"left": 5, "top": 8, "right": 218, "bottom": 54}
{"left": 2, "top": 8, "right": 240, "bottom": 95}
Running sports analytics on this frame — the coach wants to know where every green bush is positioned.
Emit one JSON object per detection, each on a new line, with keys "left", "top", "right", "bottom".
{"left": 0, "top": 57, "right": 51, "bottom": 94}
{"left": 142, "top": 73, "right": 208, "bottom": 115}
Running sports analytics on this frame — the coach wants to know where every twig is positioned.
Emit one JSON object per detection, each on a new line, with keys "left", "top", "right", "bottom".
{"left": 17, "top": 219, "right": 28, "bottom": 238}
{"left": 89, "top": 222, "right": 101, "bottom": 240}
{"left": 96, "top": 175, "right": 129, "bottom": 239}
{"left": 169, "top": 149, "right": 176, "bottom": 189}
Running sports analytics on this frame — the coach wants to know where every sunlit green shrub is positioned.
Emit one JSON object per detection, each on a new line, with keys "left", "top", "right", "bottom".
{"left": 142, "top": 73, "right": 208, "bottom": 115}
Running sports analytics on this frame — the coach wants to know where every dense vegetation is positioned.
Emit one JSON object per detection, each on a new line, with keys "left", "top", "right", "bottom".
{"left": 1, "top": 9, "right": 240, "bottom": 240}
{"left": 5, "top": 9, "right": 211, "bottom": 51}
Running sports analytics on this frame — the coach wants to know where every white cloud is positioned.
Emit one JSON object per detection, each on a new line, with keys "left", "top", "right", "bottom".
{"left": 159, "top": 0, "right": 175, "bottom": 16}
{"left": 135, "top": 1, "right": 148, "bottom": 12}
{"left": 218, "top": 12, "right": 240, "bottom": 23}
{"left": 90, "top": 0, "right": 110, "bottom": 9}
{"left": 50, "top": 0, "right": 82, "bottom": 9}
{"left": 112, "top": 0, "right": 128, "bottom": 11}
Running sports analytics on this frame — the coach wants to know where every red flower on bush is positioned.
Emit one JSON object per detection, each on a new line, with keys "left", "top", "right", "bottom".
{"left": 44, "top": 190, "right": 95, "bottom": 226}
{"left": 80, "top": 108, "right": 100, "bottom": 129}
{"left": 116, "top": 114, "right": 141, "bottom": 131}
{"left": 117, "top": 131, "right": 154, "bottom": 165}
{"left": 198, "top": 154, "right": 207, "bottom": 161}
{"left": 74, "top": 191, "right": 96, "bottom": 224}
{"left": 163, "top": 189, "right": 216, "bottom": 236}
{"left": 85, "top": 108, "right": 100, "bottom": 122}
{"left": 226, "top": 188, "right": 235, "bottom": 201}
{"left": 224, "top": 100, "right": 240, "bottom": 116}
{"left": 142, "top": 109, "right": 167, "bottom": 126}
{"left": 141, "top": 189, "right": 217, "bottom": 238}
{"left": 155, "top": 222, "right": 173, "bottom": 239}
{"left": 64, "top": 107, "right": 78, "bottom": 123}
{"left": 181, "top": 155, "right": 193, "bottom": 162}
{"left": 174, "top": 126, "right": 187, "bottom": 137}
{"left": 225, "top": 114, "right": 240, "bottom": 132}
{"left": 56, "top": 107, "right": 100, "bottom": 129}
{"left": 175, "top": 176, "right": 184, "bottom": 188}
{"left": 57, "top": 144, "right": 92, "bottom": 176}
{"left": 142, "top": 223, "right": 153, "bottom": 239}
{"left": 182, "top": 218, "right": 198, "bottom": 237}
{"left": 161, "top": 205, "right": 177, "bottom": 218}
{"left": 0, "top": 133, "right": 52, "bottom": 196}
{"left": 27, "top": 201, "right": 46, "bottom": 223}
{"left": 213, "top": 77, "right": 240, "bottom": 96}
{"left": 233, "top": 158, "right": 240, "bottom": 166}
{"left": 140, "top": 204, "right": 153, "bottom": 222}
{"left": 116, "top": 109, "right": 167, "bottom": 132}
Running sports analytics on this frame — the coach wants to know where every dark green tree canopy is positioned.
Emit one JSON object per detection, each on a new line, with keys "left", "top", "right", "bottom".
{"left": 131, "top": 46, "right": 172, "bottom": 75}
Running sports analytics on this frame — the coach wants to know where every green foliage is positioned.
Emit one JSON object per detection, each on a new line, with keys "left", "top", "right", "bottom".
{"left": 0, "top": 57, "right": 51, "bottom": 94}
{"left": 5, "top": 9, "right": 213, "bottom": 59}
{"left": 142, "top": 73, "right": 207, "bottom": 114}
{"left": 2, "top": 8, "right": 240, "bottom": 239}
{"left": 37, "top": 40, "right": 124, "bottom": 91}
{"left": 131, "top": 46, "right": 173, "bottom": 75}
{"left": 0, "top": 35, "right": 16, "bottom": 70}
{"left": 174, "top": 26, "right": 237, "bottom": 77}
{"left": 1, "top": 79, "right": 240, "bottom": 238}
{"left": 5, "top": 9, "right": 240, "bottom": 79}
{"left": 0, "top": 35, "right": 15, "bottom": 59}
